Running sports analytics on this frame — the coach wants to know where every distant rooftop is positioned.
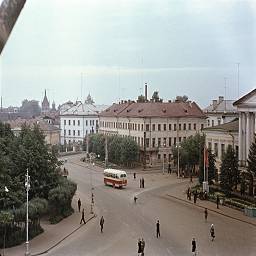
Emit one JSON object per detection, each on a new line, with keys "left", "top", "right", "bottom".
{"left": 204, "top": 96, "right": 237, "bottom": 113}
{"left": 203, "top": 118, "right": 239, "bottom": 133}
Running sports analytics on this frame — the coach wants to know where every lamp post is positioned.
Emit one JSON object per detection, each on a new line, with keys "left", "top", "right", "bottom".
{"left": 25, "top": 169, "right": 30, "bottom": 256}
{"left": 175, "top": 143, "right": 181, "bottom": 178}
{"left": 162, "top": 142, "right": 166, "bottom": 174}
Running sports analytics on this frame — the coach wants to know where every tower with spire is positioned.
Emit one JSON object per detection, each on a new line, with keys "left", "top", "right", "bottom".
{"left": 42, "top": 89, "right": 50, "bottom": 115}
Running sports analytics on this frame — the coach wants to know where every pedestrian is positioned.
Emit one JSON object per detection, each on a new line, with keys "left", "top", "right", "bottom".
{"left": 100, "top": 216, "right": 104, "bottom": 233}
{"left": 190, "top": 174, "right": 193, "bottom": 183}
{"left": 182, "top": 170, "right": 185, "bottom": 178}
{"left": 168, "top": 163, "right": 171, "bottom": 174}
{"left": 141, "top": 238, "right": 145, "bottom": 256}
{"left": 142, "top": 177, "right": 145, "bottom": 188}
{"left": 204, "top": 208, "right": 208, "bottom": 222}
{"left": 80, "top": 208, "right": 86, "bottom": 224}
{"left": 134, "top": 196, "right": 138, "bottom": 203}
{"left": 138, "top": 238, "right": 142, "bottom": 256}
{"left": 187, "top": 187, "right": 191, "bottom": 200}
{"left": 210, "top": 224, "right": 215, "bottom": 241}
{"left": 134, "top": 172, "right": 136, "bottom": 179}
{"left": 78, "top": 198, "right": 81, "bottom": 212}
{"left": 216, "top": 195, "right": 220, "bottom": 209}
{"left": 192, "top": 238, "right": 196, "bottom": 255}
{"left": 156, "top": 220, "right": 160, "bottom": 238}
{"left": 193, "top": 191, "right": 197, "bottom": 204}
{"left": 188, "top": 191, "right": 192, "bottom": 201}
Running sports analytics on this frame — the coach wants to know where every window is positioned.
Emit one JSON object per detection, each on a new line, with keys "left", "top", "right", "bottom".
{"left": 207, "top": 120, "right": 210, "bottom": 126}
{"left": 212, "top": 120, "right": 214, "bottom": 126}
{"left": 152, "top": 138, "right": 156, "bottom": 147}
{"left": 138, "top": 124, "right": 140, "bottom": 131}
{"left": 221, "top": 144, "right": 225, "bottom": 157}
{"left": 138, "top": 137, "right": 141, "bottom": 145}
{"left": 146, "top": 124, "right": 150, "bottom": 131}
{"left": 135, "top": 124, "right": 137, "bottom": 130}
{"left": 201, "top": 124, "right": 204, "bottom": 130}
{"left": 92, "top": 120, "right": 95, "bottom": 126}
{"left": 163, "top": 138, "right": 166, "bottom": 147}
{"left": 158, "top": 154, "right": 161, "bottom": 160}
{"left": 78, "top": 120, "right": 80, "bottom": 126}
{"left": 68, "top": 120, "right": 71, "bottom": 125}
{"left": 141, "top": 137, "right": 144, "bottom": 146}
{"left": 163, "top": 124, "right": 166, "bottom": 131}
{"left": 68, "top": 130, "right": 71, "bottom": 135}
{"left": 64, "top": 120, "right": 66, "bottom": 125}
{"left": 208, "top": 142, "right": 212, "bottom": 150}
{"left": 64, "top": 130, "right": 66, "bottom": 135}
{"left": 174, "top": 124, "right": 177, "bottom": 131}
{"left": 73, "top": 130, "right": 75, "bottom": 136}
{"left": 158, "top": 124, "right": 161, "bottom": 131}
{"left": 179, "top": 137, "right": 182, "bottom": 142}
{"left": 214, "top": 143, "right": 218, "bottom": 157}
{"left": 158, "top": 138, "right": 161, "bottom": 147}
{"left": 86, "top": 120, "right": 88, "bottom": 126}
{"left": 164, "top": 154, "right": 166, "bottom": 159}
{"left": 73, "top": 120, "right": 75, "bottom": 125}
{"left": 218, "top": 119, "right": 221, "bottom": 125}
{"left": 179, "top": 124, "right": 181, "bottom": 130}
{"left": 169, "top": 124, "right": 172, "bottom": 130}
{"left": 194, "top": 123, "right": 196, "bottom": 130}
{"left": 141, "top": 124, "right": 144, "bottom": 131}
{"left": 146, "top": 138, "right": 150, "bottom": 147}
{"left": 188, "top": 123, "right": 191, "bottom": 130}
{"left": 169, "top": 137, "right": 172, "bottom": 147}
{"left": 78, "top": 130, "right": 80, "bottom": 136}
{"left": 174, "top": 137, "right": 177, "bottom": 145}
{"left": 183, "top": 137, "right": 186, "bottom": 141}
{"left": 152, "top": 124, "right": 155, "bottom": 131}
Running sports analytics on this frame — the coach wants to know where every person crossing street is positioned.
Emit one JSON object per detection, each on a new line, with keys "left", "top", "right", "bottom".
{"left": 100, "top": 216, "right": 105, "bottom": 233}
{"left": 80, "top": 208, "right": 86, "bottom": 224}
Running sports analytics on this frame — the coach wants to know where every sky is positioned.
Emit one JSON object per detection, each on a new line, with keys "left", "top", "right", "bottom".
{"left": 0, "top": 0, "right": 255, "bottom": 108}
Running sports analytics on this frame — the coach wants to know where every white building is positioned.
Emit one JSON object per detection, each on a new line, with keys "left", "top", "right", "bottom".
{"left": 60, "top": 96, "right": 108, "bottom": 145}
{"left": 203, "top": 118, "right": 239, "bottom": 175}
{"left": 204, "top": 96, "right": 238, "bottom": 127}
{"left": 99, "top": 100, "right": 206, "bottom": 167}
{"left": 233, "top": 88, "right": 256, "bottom": 167}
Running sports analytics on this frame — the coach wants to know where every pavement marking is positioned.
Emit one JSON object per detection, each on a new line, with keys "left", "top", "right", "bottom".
{"left": 166, "top": 194, "right": 256, "bottom": 227}
{"left": 31, "top": 214, "right": 97, "bottom": 256}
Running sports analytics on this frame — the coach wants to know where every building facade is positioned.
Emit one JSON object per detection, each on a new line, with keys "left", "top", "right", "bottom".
{"left": 204, "top": 96, "right": 238, "bottom": 127}
{"left": 233, "top": 89, "right": 256, "bottom": 167}
{"left": 99, "top": 101, "right": 206, "bottom": 167}
{"left": 203, "top": 119, "right": 239, "bottom": 175}
{"left": 60, "top": 97, "right": 108, "bottom": 145}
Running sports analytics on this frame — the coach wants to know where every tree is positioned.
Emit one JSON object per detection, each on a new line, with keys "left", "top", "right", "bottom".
{"left": 120, "top": 137, "right": 139, "bottom": 167}
{"left": 175, "top": 95, "right": 189, "bottom": 103}
{"left": 247, "top": 135, "right": 256, "bottom": 195}
{"left": 220, "top": 146, "right": 239, "bottom": 195}
{"left": 208, "top": 150, "right": 217, "bottom": 185}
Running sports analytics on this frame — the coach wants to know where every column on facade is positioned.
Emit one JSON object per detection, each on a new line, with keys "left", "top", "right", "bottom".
{"left": 250, "top": 112, "right": 255, "bottom": 146}
{"left": 241, "top": 112, "right": 247, "bottom": 164}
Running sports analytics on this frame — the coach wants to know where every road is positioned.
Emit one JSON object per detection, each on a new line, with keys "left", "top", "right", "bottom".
{"left": 48, "top": 154, "right": 256, "bottom": 256}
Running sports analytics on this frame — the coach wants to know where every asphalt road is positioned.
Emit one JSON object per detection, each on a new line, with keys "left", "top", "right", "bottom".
{"left": 48, "top": 155, "right": 256, "bottom": 256}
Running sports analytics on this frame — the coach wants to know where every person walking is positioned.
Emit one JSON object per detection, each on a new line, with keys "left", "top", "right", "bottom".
{"left": 141, "top": 238, "right": 145, "bottom": 256}
{"left": 134, "top": 172, "right": 136, "bottom": 179}
{"left": 100, "top": 216, "right": 104, "bottom": 233}
{"left": 192, "top": 238, "right": 197, "bottom": 255}
{"left": 210, "top": 224, "right": 215, "bottom": 241}
{"left": 134, "top": 196, "right": 138, "bottom": 204}
{"left": 216, "top": 195, "right": 220, "bottom": 209}
{"left": 138, "top": 238, "right": 142, "bottom": 256}
{"left": 142, "top": 177, "right": 145, "bottom": 188}
{"left": 204, "top": 208, "right": 208, "bottom": 222}
{"left": 156, "top": 220, "right": 160, "bottom": 238}
{"left": 193, "top": 191, "right": 197, "bottom": 204}
{"left": 78, "top": 198, "right": 81, "bottom": 212}
{"left": 187, "top": 187, "right": 191, "bottom": 200}
{"left": 80, "top": 208, "right": 86, "bottom": 224}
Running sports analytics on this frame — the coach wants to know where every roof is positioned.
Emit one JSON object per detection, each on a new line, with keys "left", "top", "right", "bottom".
{"left": 100, "top": 101, "right": 206, "bottom": 119}
{"left": 204, "top": 100, "right": 237, "bottom": 113}
{"left": 42, "top": 90, "right": 49, "bottom": 106}
{"left": 203, "top": 118, "right": 239, "bottom": 133}
{"left": 233, "top": 88, "right": 256, "bottom": 106}
{"left": 104, "top": 169, "right": 127, "bottom": 175}
{"left": 6, "top": 118, "right": 61, "bottom": 132}
{"left": 60, "top": 101, "right": 108, "bottom": 116}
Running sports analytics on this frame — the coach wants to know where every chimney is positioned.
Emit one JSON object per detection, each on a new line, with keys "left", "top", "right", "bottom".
{"left": 212, "top": 100, "right": 218, "bottom": 108}
{"left": 219, "top": 96, "right": 224, "bottom": 103}
{"left": 145, "top": 83, "right": 148, "bottom": 102}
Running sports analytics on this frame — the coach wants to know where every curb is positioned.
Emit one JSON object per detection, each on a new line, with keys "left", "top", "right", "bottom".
{"left": 31, "top": 214, "right": 97, "bottom": 256}
{"left": 166, "top": 194, "right": 256, "bottom": 227}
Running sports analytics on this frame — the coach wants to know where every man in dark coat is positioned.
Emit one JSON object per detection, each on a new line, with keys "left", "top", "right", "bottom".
{"left": 78, "top": 198, "right": 81, "bottom": 212}
{"left": 134, "top": 172, "right": 136, "bottom": 179}
{"left": 216, "top": 195, "right": 220, "bottom": 209}
{"left": 142, "top": 177, "right": 145, "bottom": 188}
{"left": 80, "top": 208, "right": 86, "bottom": 224}
{"left": 204, "top": 208, "right": 208, "bottom": 222}
{"left": 192, "top": 238, "right": 196, "bottom": 255}
{"left": 100, "top": 216, "right": 104, "bottom": 233}
{"left": 138, "top": 238, "right": 142, "bottom": 255}
{"left": 156, "top": 220, "right": 160, "bottom": 238}
{"left": 141, "top": 238, "right": 145, "bottom": 256}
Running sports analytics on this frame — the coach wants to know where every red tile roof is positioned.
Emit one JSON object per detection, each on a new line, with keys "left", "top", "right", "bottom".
{"left": 100, "top": 102, "right": 206, "bottom": 118}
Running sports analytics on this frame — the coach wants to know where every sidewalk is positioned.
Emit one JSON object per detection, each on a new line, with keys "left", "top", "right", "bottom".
{"left": 165, "top": 179, "right": 256, "bottom": 227}
{"left": 5, "top": 193, "right": 96, "bottom": 256}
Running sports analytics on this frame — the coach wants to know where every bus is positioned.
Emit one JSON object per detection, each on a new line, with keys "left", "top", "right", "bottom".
{"left": 103, "top": 169, "right": 127, "bottom": 188}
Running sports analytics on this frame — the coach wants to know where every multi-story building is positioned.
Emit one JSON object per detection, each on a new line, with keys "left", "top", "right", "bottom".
{"left": 204, "top": 96, "right": 238, "bottom": 127}
{"left": 60, "top": 96, "right": 108, "bottom": 145}
{"left": 203, "top": 118, "right": 239, "bottom": 175}
{"left": 99, "top": 101, "right": 206, "bottom": 166}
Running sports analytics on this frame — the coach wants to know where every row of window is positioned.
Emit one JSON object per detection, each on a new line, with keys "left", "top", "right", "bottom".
{"left": 64, "top": 128, "right": 95, "bottom": 136}
{"left": 101, "top": 121, "right": 203, "bottom": 131}
{"left": 207, "top": 119, "right": 221, "bottom": 127}
{"left": 208, "top": 142, "right": 238, "bottom": 158}
{"left": 63, "top": 119, "right": 98, "bottom": 126}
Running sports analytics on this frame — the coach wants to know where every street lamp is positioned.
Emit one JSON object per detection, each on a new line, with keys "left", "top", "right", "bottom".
{"left": 25, "top": 169, "right": 30, "bottom": 256}
{"left": 90, "top": 162, "right": 95, "bottom": 214}
{"left": 176, "top": 143, "right": 181, "bottom": 178}
{"left": 162, "top": 142, "right": 166, "bottom": 174}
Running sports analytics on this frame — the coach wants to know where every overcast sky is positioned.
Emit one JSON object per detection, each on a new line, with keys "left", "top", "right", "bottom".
{"left": 0, "top": 0, "right": 255, "bottom": 108}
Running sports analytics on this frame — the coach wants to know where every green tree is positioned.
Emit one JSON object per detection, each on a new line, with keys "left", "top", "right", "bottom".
{"left": 220, "top": 146, "right": 239, "bottom": 195}
{"left": 208, "top": 150, "right": 217, "bottom": 185}
{"left": 108, "top": 136, "right": 122, "bottom": 164}
{"left": 120, "top": 137, "right": 139, "bottom": 167}
{"left": 247, "top": 135, "right": 256, "bottom": 195}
